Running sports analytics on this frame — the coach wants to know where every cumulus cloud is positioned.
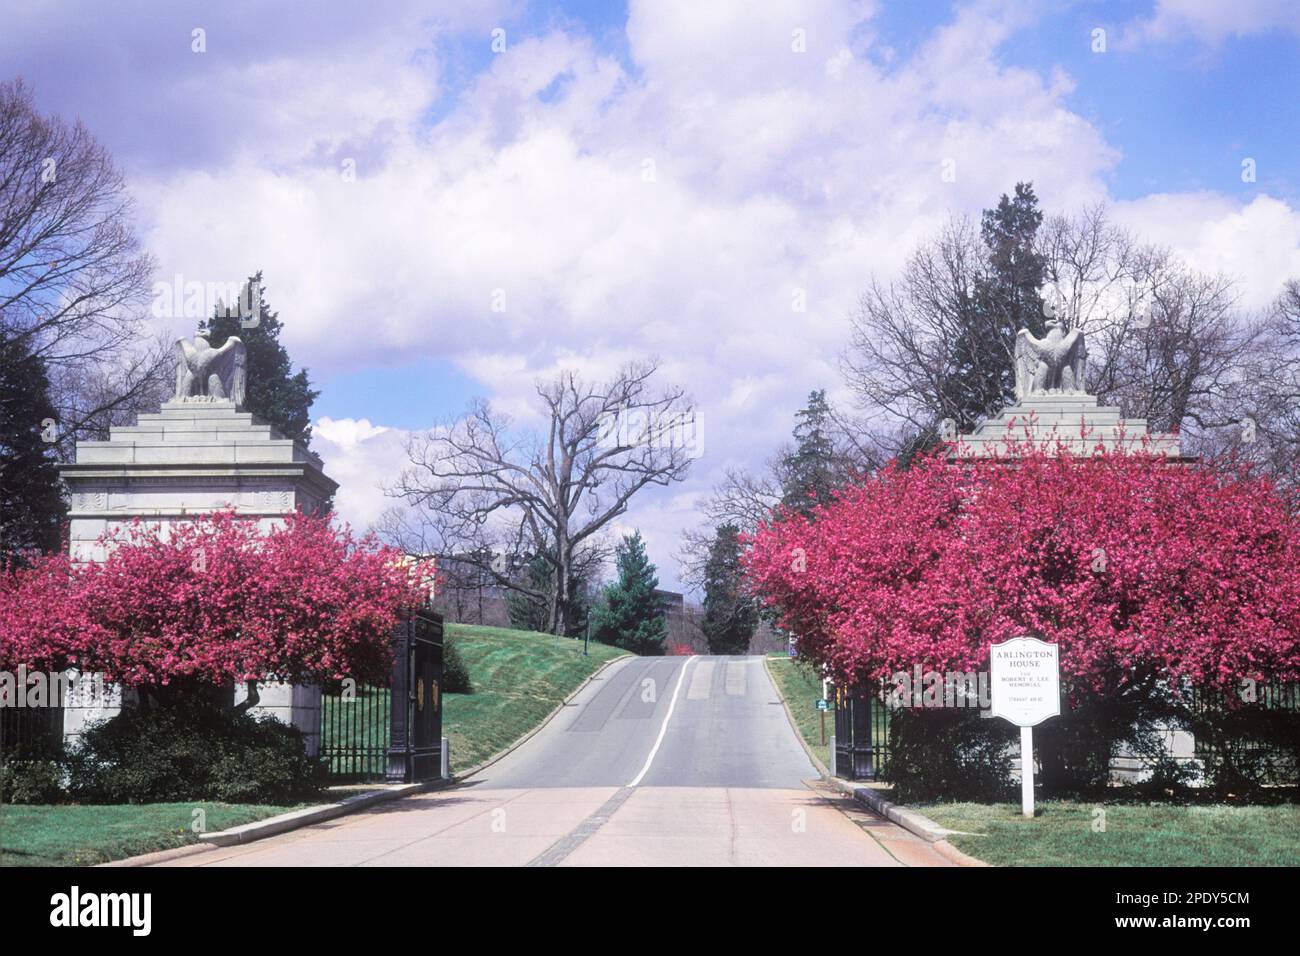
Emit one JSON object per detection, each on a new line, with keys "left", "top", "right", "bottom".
{"left": 1112, "top": 194, "right": 1300, "bottom": 309}
{"left": 1126, "top": 0, "right": 1300, "bottom": 46}
{"left": 311, "top": 418, "right": 410, "bottom": 532}
{"left": 141, "top": 1, "right": 1300, "bottom": 587}
{"left": 14, "top": 0, "right": 1299, "bottom": 589}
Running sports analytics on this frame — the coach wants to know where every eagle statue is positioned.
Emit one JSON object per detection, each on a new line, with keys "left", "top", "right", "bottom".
{"left": 174, "top": 324, "right": 247, "bottom": 406}
{"left": 1013, "top": 319, "right": 1087, "bottom": 402}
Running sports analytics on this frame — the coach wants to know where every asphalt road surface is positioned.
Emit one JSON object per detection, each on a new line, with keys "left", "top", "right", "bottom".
{"left": 160, "top": 656, "right": 952, "bottom": 867}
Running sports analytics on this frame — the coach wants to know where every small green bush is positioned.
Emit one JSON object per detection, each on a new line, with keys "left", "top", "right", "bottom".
{"left": 1188, "top": 705, "right": 1300, "bottom": 794}
{"left": 443, "top": 639, "right": 473, "bottom": 694}
{"left": 0, "top": 754, "right": 64, "bottom": 804}
{"left": 67, "top": 698, "right": 326, "bottom": 804}
{"left": 884, "top": 707, "right": 1015, "bottom": 803}
{"left": 1032, "top": 687, "right": 1178, "bottom": 796}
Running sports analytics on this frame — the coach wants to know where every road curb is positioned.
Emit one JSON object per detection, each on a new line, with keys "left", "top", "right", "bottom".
{"left": 103, "top": 655, "right": 632, "bottom": 866}
{"left": 823, "top": 763, "right": 990, "bottom": 866}
{"left": 455, "top": 653, "right": 632, "bottom": 782}
{"left": 832, "top": 777, "right": 950, "bottom": 841}
{"left": 762, "top": 657, "right": 989, "bottom": 867}
{"left": 100, "top": 781, "right": 455, "bottom": 866}
{"left": 762, "top": 656, "right": 832, "bottom": 778}
{"left": 933, "top": 838, "right": 990, "bottom": 867}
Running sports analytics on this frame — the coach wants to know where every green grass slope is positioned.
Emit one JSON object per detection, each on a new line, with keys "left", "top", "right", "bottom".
{"left": 444, "top": 623, "right": 628, "bottom": 773}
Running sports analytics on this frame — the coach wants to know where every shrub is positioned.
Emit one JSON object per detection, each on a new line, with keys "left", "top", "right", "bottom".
{"left": 0, "top": 511, "right": 423, "bottom": 690}
{"left": 0, "top": 752, "right": 63, "bottom": 804}
{"left": 67, "top": 699, "right": 326, "bottom": 804}
{"left": 1033, "top": 681, "right": 1186, "bottom": 796}
{"left": 747, "top": 449, "right": 1300, "bottom": 697}
{"left": 884, "top": 708, "right": 1015, "bottom": 803}
{"left": 442, "top": 639, "right": 473, "bottom": 694}
{"left": 747, "top": 447, "right": 1300, "bottom": 800}
{"left": 1187, "top": 703, "right": 1300, "bottom": 794}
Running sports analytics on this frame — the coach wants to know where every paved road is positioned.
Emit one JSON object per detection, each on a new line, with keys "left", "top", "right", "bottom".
{"left": 475, "top": 654, "right": 817, "bottom": 789}
{"left": 161, "top": 656, "right": 952, "bottom": 867}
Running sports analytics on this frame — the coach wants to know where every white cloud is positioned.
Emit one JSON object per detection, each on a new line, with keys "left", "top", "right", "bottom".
{"left": 312, "top": 418, "right": 410, "bottom": 532}
{"left": 1112, "top": 193, "right": 1300, "bottom": 309}
{"left": 125, "top": 0, "right": 1300, "bottom": 590}
{"left": 1128, "top": 0, "right": 1300, "bottom": 46}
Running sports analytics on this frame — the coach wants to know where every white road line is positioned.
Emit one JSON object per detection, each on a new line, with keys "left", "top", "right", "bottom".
{"left": 627, "top": 655, "right": 695, "bottom": 788}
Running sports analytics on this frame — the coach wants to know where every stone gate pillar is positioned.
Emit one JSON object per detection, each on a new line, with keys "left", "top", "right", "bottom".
{"left": 57, "top": 398, "right": 339, "bottom": 754}
{"left": 946, "top": 322, "right": 1191, "bottom": 783}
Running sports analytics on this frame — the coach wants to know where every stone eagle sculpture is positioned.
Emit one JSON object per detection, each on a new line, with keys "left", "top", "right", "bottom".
{"left": 1014, "top": 319, "right": 1087, "bottom": 401}
{"left": 174, "top": 324, "right": 246, "bottom": 405}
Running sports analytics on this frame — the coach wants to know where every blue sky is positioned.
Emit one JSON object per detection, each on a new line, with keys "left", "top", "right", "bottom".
{"left": 994, "top": 2, "right": 1299, "bottom": 202}
{"left": 6, "top": 0, "right": 1299, "bottom": 589}
{"left": 312, "top": 0, "right": 1300, "bottom": 429}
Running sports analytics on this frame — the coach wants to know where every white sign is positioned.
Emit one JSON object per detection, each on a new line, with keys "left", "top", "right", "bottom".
{"left": 989, "top": 636, "right": 1061, "bottom": 819}
{"left": 989, "top": 636, "right": 1060, "bottom": 727}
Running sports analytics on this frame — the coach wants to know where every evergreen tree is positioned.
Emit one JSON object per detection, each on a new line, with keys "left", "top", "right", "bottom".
{"left": 781, "top": 389, "right": 839, "bottom": 516}
{"left": 506, "top": 551, "right": 594, "bottom": 636}
{"left": 205, "top": 271, "right": 320, "bottom": 446}
{"left": 506, "top": 554, "right": 551, "bottom": 633}
{"left": 700, "top": 523, "right": 757, "bottom": 655}
{"left": 590, "top": 531, "right": 667, "bottom": 655}
{"left": 0, "top": 332, "right": 67, "bottom": 559}
{"left": 943, "top": 182, "right": 1048, "bottom": 430}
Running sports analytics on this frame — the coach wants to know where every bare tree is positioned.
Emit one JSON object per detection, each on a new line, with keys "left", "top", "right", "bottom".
{"left": 1213, "top": 279, "right": 1300, "bottom": 481}
{"left": 677, "top": 461, "right": 785, "bottom": 592}
{"left": 842, "top": 201, "right": 1265, "bottom": 460}
{"left": 47, "top": 333, "right": 172, "bottom": 450}
{"left": 841, "top": 216, "right": 985, "bottom": 454}
{"left": 0, "top": 77, "right": 157, "bottom": 449}
{"left": 677, "top": 391, "right": 882, "bottom": 594}
{"left": 387, "top": 361, "right": 696, "bottom": 634}
{"left": 1102, "top": 265, "right": 1254, "bottom": 436}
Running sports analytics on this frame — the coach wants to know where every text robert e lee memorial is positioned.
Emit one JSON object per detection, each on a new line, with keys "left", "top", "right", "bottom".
{"left": 989, "top": 636, "right": 1061, "bottom": 817}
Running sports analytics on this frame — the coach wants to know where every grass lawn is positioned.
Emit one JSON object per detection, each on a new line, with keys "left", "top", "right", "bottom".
{"left": 0, "top": 623, "right": 624, "bottom": 867}
{"left": 0, "top": 802, "right": 304, "bottom": 867}
{"left": 765, "top": 654, "right": 832, "bottom": 758}
{"left": 444, "top": 623, "right": 628, "bottom": 772}
{"left": 920, "top": 800, "right": 1300, "bottom": 866}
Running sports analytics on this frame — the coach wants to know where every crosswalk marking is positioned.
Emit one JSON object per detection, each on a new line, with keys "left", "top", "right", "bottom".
{"left": 725, "top": 661, "right": 747, "bottom": 697}
{"left": 687, "top": 660, "right": 714, "bottom": 699}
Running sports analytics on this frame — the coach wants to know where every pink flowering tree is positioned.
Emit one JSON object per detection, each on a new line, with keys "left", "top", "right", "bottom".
{"left": 0, "top": 511, "right": 427, "bottom": 708}
{"left": 744, "top": 448, "right": 1300, "bottom": 790}
{"left": 746, "top": 449, "right": 1300, "bottom": 691}
{"left": 0, "top": 551, "right": 90, "bottom": 676}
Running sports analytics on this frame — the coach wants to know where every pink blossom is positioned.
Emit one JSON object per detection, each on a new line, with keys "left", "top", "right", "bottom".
{"left": 743, "top": 447, "right": 1300, "bottom": 695}
{"left": 0, "top": 511, "right": 424, "bottom": 688}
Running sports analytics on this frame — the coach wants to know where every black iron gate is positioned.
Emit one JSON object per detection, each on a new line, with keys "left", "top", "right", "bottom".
{"left": 834, "top": 680, "right": 892, "bottom": 780}
{"left": 319, "top": 608, "right": 443, "bottom": 784}
{"left": 387, "top": 609, "right": 443, "bottom": 783}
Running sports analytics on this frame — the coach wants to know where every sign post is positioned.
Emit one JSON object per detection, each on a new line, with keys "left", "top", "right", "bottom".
{"left": 989, "top": 636, "right": 1060, "bottom": 819}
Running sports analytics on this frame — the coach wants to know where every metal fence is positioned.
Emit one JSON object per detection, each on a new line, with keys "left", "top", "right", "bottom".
{"left": 318, "top": 683, "right": 391, "bottom": 783}
{"left": 832, "top": 678, "right": 1300, "bottom": 785}
{"left": 0, "top": 695, "right": 66, "bottom": 761}
{"left": 1186, "top": 682, "right": 1300, "bottom": 785}
{"left": 833, "top": 681, "right": 892, "bottom": 780}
